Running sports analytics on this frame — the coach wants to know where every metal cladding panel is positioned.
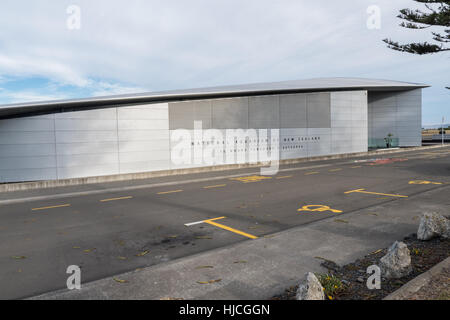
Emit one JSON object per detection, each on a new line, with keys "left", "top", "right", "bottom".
{"left": 169, "top": 101, "right": 195, "bottom": 130}
{"left": 57, "top": 164, "right": 120, "bottom": 180}
{"left": 330, "top": 91, "right": 368, "bottom": 154}
{"left": 249, "top": 96, "right": 280, "bottom": 129}
{"left": 119, "top": 150, "right": 171, "bottom": 163}
{"left": 56, "top": 142, "right": 118, "bottom": 156}
{"left": 169, "top": 100, "right": 211, "bottom": 130}
{"left": 0, "top": 103, "right": 172, "bottom": 182}
{"left": 117, "top": 103, "right": 171, "bottom": 174}
{"left": 0, "top": 131, "right": 55, "bottom": 144}
{"left": 118, "top": 130, "right": 169, "bottom": 142}
{"left": 118, "top": 119, "right": 168, "bottom": 130}
{"left": 118, "top": 108, "right": 169, "bottom": 120}
{"left": 307, "top": 93, "right": 331, "bottom": 128}
{"left": 307, "top": 128, "right": 331, "bottom": 157}
{"left": 0, "top": 144, "right": 56, "bottom": 157}
{"left": 120, "top": 160, "right": 171, "bottom": 174}
{"left": 0, "top": 168, "right": 57, "bottom": 182}
{"left": 118, "top": 140, "right": 169, "bottom": 153}
{"left": 212, "top": 97, "right": 249, "bottom": 129}
{"left": 0, "top": 118, "right": 55, "bottom": 132}
{"left": 55, "top": 119, "right": 117, "bottom": 131}
{"left": 0, "top": 156, "right": 57, "bottom": 170}
{"left": 57, "top": 154, "right": 118, "bottom": 171}
{"left": 118, "top": 103, "right": 168, "bottom": 120}
{"left": 55, "top": 131, "right": 118, "bottom": 143}
{"left": 194, "top": 100, "right": 212, "bottom": 129}
{"left": 368, "top": 89, "right": 422, "bottom": 147}
{"left": 279, "top": 94, "right": 307, "bottom": 129}
{"left": 55, "top": 108, "right": 117, "bottom": 120}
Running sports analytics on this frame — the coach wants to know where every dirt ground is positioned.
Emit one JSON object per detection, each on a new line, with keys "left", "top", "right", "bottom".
{"left": 407, "top": 267, "right": 450, "bottom": 300}
{"left": 273, "top": 235, "right": 450, "bottom": 300}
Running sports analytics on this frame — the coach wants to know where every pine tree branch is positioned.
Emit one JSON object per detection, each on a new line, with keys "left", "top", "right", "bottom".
{"left": 383, "top": 39, "right": 449, "bottom": 54}
{"left": 384, "top": 1, "right": 449, "bottom": 54}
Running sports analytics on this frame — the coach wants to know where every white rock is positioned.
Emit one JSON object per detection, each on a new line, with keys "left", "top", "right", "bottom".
{"left": 417, "top": 212, "right": 450, "bottom": 241}
{"left": 296, "top": 272, "right": 325, "bottom": 300}
{"left": 380, "top": 241, "right": 412, "bottom": 279}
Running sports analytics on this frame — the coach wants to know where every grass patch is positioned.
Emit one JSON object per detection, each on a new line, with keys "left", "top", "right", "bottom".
{"left": 316, "top": 273, "right": 346, "bottom": 300}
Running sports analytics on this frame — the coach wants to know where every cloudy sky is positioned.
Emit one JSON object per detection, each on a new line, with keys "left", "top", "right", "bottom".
{"left": 0, "top": 0, "right": 448, "bottom": 125}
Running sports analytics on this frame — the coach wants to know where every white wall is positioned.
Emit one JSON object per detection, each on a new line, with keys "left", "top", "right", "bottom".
{"left": 331, "top": 91, "right": 368, "bottom": 155}
{"left": 0, "top": 103, "right": 171, "bottom": 182}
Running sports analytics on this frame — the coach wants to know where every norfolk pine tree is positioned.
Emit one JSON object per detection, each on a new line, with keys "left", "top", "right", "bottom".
{"left": 383, "top": 0, "right": 449, "bottom": 54}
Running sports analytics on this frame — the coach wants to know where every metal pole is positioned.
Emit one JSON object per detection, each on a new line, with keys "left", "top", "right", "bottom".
{"left": 443, "top": 116, "right": 445, "bottom": 146}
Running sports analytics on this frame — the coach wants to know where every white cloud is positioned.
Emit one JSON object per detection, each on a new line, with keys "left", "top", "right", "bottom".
{"left": 0, "top": 88, "right": 70, "bottom": 104}
{"left": 0, "top": 0, "right": 448, "bottom": 122}
{"left": 89, "top": 81, "right": 148, "bottom": 97}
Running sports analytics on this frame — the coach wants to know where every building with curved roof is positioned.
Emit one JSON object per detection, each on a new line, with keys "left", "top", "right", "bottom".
{"left": 0, "top": 78, "right": 428, "bottom": 183}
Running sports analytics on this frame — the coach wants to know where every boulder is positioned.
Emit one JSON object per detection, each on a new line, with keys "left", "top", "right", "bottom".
{"left": 296, "top": 272, "right": 325, "bottom": 300}
{"left": 380, "top": 241, "right": 412, "bottom": 279}
{"left": 417, "top": 212, "right": 450, "bottom": 241}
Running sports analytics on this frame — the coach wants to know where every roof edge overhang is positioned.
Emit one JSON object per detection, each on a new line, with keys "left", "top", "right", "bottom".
{"left": 0, "top": 78, "right": 429, "bottom": 119}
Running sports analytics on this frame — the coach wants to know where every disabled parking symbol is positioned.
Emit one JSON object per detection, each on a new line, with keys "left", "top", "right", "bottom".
{"left": 298, "top": 205, "right": 343, "bottom": 214}
{"left": 409, "top": 180, "right": 442, "bottom": 185}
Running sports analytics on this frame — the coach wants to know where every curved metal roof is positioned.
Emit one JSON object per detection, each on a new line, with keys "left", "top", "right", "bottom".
{"left": 0, "top": 77, "right": 429, "bottom": 119}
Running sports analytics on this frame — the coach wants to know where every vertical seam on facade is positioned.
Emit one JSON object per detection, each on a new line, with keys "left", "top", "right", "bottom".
{"left": 167, "top": 103, "right": 172, "bottom": 170}
{"left": 53, "top": 114, "right": 59, "bottom": 180}
{"left": 306, "top": 94, "right": 309, "bottom": 158}
{"left": 116, "top": 107, "right": 121, "bottom": 174}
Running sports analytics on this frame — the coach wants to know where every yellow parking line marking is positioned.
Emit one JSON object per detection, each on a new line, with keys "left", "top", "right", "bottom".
{"left": 351, "top": 166, "right": 362, "bottom": 169}
{"left": 100, "top": 196, "right": 133, "bottom": 202}
{"left": 345, "top": 189, "right": 408, "bottom": 198}
{"left": 32, "top": 204, "right": 71, "bottom": 211}
{"left": 203, "top": 184, "right": 227, "bottom": 189}
{"left": 185, "top": 216, "right": 226, "bottom": 227}
{"left": 305, "top": 172, "right": 319, "bottom": 175}
{"left": 231, "top": 176, "right": 272, "bottom": 183}
{"left": 157, "top": 190, "right": 183, "bottom": 195}
{"left": 208, "top": 217, "right": 227, "bottom": 222}
{"left": 409, "top": 180, "right": 443, "bottom": 185}
{"left": 276, "top": 176, "right": 293, "bottom": 179}
{"left": 298, "top": 205, "right": 343, "bottom": 214}
{"left": 329, "top": 168, "right": 342, "bottom": 172}
{"left": 204, "top": 219, "right": 258, "bottom": 239}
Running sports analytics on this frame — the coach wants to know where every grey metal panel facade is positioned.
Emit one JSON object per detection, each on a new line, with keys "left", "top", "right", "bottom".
{"left": 0, "top": 88, "right": 422, "bottom": 183}
{"left": 194, "top": 100, "right": 212, "bottom": 130}
{"left": 212, "top": 97, "right": 249, "bottom": 129}
{"left": 249, "top": 96, "right": 279, "bottom": 129}
{"left": 169, "top": 101, "right": 195, "bottom": 130}
{"left": 368, "top": 89, "right": 422, "bottom": 147}
{"left": 168, "top": 100, "right": 213, "bottom": 130}
{"left": 279, "top": 94, "right": 307, "bottom": 128}
{"left": 307, "top": 93, "right": 331, "bottom": 128}
{"left": 330, "top": 91, "right": 368, "bottom": 154}
{"left": 0, "top": 103, "right": 170, "bottom": 182}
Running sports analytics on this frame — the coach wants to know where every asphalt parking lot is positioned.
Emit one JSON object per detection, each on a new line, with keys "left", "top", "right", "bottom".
{"left": 1, "top": 146, "right": 449, "bottom": 299}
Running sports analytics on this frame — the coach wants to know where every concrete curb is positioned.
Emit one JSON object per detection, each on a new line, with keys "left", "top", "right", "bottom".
{"left": 384, "top": 256, "right": 450, "bottom": 300}
{"left": 0, "top": 145, "right": 446, "bottom": 193}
